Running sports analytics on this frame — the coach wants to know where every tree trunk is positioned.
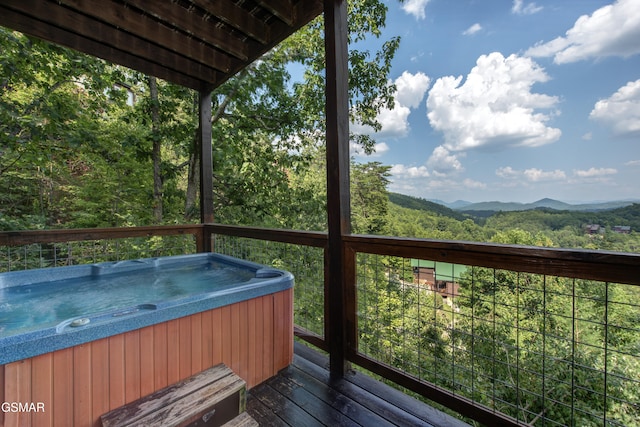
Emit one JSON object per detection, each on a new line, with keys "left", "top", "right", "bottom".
{"left": 184, "top": 132, "right": 199, "bottom": 221}
{"left": 149, "top": 76, "right": 163, "bottom": 223}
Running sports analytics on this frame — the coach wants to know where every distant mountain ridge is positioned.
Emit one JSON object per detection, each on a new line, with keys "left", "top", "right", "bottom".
{"left": 429, "top": 199, "right": 473, "bottom": 210}
{"left": 389, "top": 193, "right": 469, "bottom": 221}
{"left": 436, "top": 198, "right": 639, "bottom": 212}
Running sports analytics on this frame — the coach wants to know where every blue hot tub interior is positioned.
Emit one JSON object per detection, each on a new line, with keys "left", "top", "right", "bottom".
{"left": 0, "top": 253, "right": 293, "bottom": 364}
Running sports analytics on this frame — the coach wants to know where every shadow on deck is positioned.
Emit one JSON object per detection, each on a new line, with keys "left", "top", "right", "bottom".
{"left": 247, "top": 342, "right": 471, "bottom": 427}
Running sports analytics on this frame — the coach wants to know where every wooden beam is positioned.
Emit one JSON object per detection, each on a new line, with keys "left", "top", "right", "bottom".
{"left": 124, "top": 0, "right": 252, "bottom": 59}
{"left": 199, "top": 90, "right": 215, "bottom": 231}
{"left": 203, "top": 224, "right": 327, "bottom": 248}
{"left": 0, "top": 225, "right": 204, "bottom": 246}
{"left": 255, "top": 0, "right": 294, "bottom": 26}
{"left": 0, "top": 0, "right": 324, "bottom": 91}
{"left": 344, "top": 234, "right": 640, "bottom": 286}
{"left": 190, "top": 0, "right": 270, "bottom": 44}
{"left": 59, "top": 0, "right": 244, "bottom": 63}
{"left": 0, "top": 5, "right": 208, "bottom": 90}
{"left": 323, "top": 0, "right": 352, "bottom": 380}
{"left": 211, "top": 0, "right": 324, "bottom": 92}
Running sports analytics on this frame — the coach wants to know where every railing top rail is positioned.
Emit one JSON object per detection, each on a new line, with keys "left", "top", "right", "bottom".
{"left": 346, "top": 234, "right": 640, "bottom": 286}
{"left": 0, "top": 224, "right": 204, "bottom": 246}
{"left": 204, "top": 223, "right": 328, "bottom": 248}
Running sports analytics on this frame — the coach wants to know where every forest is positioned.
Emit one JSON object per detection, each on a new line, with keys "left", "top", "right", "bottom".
{"left": 388, "top": 192, "right": 640, "bottom": 253}
{"left": 1, "top": 2, "right": 639, "bottom": 425}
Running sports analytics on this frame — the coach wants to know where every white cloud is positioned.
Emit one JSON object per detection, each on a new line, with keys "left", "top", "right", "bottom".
{"left": 350, "top": 141, "right": 390, "bottom": 157}
{"left": 426, "top": 52, "right": 561, "bottom": 154}
{"left": 401, "top": 0, "right": 431, "bottom": 20}
{"left": 352, "top": 71, "right": 431, "bottom": 138}
{"left": 523, "top": 168, "right": 566, "bottom": 182}
{"left": 410, "top": 51, "right": 425, "bottom": 63}
{"left": 569, "top": 167, "right": 617, "bottom": 184}
{"left": 512, "top": 0, "right": 543, "bottom": 15}
{"left": 496, "top": 166, "right": 519, "bottom": 178}
{"left": 496, "top": 166, "right": 566, "bottom": 182}
{"left": 589, "top": 79, "right": 640, "bottom": 137}
{"left": 373, "top": 142, "right": 390, "bottom": 154}
{"left": 463, "top": 23, "right": 483, "bottom": 36}
{"left": 426, "top": 145, "right": 464, "bottom": 176}
{"left": 377, "top": 104, "right": 412, "bottom": 137}
{"left": 526, "top": 0, "right": 640, "bottom": 63}
{"left": 394, "top": 177, "right": 487, "bottom": 194}
{"left": 350, "top": 101, "right": 410, "bottom": 138}
{"left": 573, "top": 167, "right": 617, "bottom": 177}
{"left": 395, "top": 71, "right": 431, "bottom": 109}
{"left": 462, "top": 178, "right": 487, "bottom": 189}
{"left": 582, "top": 132, "right": 593, "bottom": 140}
{"left": 390, "top": 164, "right": 430, "bottom": 178}
{"left": 626, "top": 160, "right": 640, "bottom": 166}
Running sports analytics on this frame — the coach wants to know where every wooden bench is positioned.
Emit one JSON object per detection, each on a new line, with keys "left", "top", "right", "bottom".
{"left": 101, "top": 364, "right": 257, "bottom": 427}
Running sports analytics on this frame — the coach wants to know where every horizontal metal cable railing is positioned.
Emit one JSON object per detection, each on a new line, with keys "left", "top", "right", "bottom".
{"left": 346, "top": 235, "right": 640, "bottom": 426}
{"left": 212, "top": 232, "right": 326, "bottom": 342}
{"left": 0, "top": 226, "right": 203, "bottom": 272}
{"left": 355, "top": 253, "right": 640, "bottom": 426}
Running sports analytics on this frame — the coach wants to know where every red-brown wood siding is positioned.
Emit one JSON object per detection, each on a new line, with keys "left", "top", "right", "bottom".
{"left": 0, "top": 288, "right": 292, "bottom": 427}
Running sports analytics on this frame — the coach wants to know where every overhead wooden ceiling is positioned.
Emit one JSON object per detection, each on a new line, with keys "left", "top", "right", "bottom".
{"left": 0, "top": 0, "right": 324, "bottom": 91}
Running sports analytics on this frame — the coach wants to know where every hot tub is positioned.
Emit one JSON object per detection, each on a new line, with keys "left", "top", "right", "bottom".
{"left": 0, "top": 253, "right": 294, "bottom": 427}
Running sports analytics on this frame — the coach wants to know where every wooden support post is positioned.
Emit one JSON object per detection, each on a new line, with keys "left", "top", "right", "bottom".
{"left": 199, "top": 88, "right": 214, "bottom": 252}
{"left": 324, "top": 0, "right": 352, "bottom": 380}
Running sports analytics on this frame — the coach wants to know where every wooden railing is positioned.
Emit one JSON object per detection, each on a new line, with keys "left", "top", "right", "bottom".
{"left": 0, "top": 224, "right": 206, "bottom": 250}
{"left": 345, "top": 234, "right": 640, "bottom": 286}
{"left": 2, "top": 224, "right": 639, "bottom": 426}
{"left": 343, "top": 235, "right": 640, "bottom": 426}
{"left": 204, "top": 226, "right": 640, "bottom": 426}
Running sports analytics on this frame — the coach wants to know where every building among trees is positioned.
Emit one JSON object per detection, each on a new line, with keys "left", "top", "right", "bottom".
{"left": 411, "top": 259, "right": 466, "bottom": 298}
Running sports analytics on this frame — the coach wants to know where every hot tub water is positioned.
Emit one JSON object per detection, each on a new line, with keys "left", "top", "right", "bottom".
{"left": 0, "top": 254, "right": 280, "bottom": 340}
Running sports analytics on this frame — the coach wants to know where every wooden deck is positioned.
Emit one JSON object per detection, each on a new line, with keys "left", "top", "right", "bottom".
{"left": 247, "top": 342, "right": 470, "bottom": 427}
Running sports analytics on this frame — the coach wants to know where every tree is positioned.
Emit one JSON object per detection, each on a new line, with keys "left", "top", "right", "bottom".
{"left": 191, "top": 0, "right": 400, "bottom": 227}
{"left": 351, "top": 162, "right": 391, "bottom": 234}
{"left": 0, "top": 28, "right": 130, "bottom": 229}
{"left": 148, "top": 76, "right": 162, "bottom": 223}
{"left": 2, "top": 0, "right": 401, "bottom": 230}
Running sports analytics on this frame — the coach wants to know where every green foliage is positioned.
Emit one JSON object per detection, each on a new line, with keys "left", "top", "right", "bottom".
{"left": 208, "top": 0, "right": 399, "bottom": 227}
{"left": 0, "top": 28, "right": 147, "bottom": 229}
{"left": 386, "top": 203, "right": 490, "bottom": 241}
{"left": 378, "top": 198, "right": 639, "bottom": 425}
{"left": 1, "top": 0, "right": 400, "bottom": 230}
{"left": 453, "top": 269, "right": 640, "bottom": 425}
{"left": 351, "top": 162, "right": 391, "bottom": 234}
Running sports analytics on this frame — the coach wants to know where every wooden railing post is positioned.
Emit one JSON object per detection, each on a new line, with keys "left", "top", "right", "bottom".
{"left": 196, "top": 224, "right": 213, "bottom": 253}
{"left": 324, "top": 0, "right": 351, "bottom": 380}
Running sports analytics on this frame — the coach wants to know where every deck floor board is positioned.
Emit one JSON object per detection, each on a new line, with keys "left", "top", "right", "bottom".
{"left": 246, "top": 343, "right": 471, "bottom": 427}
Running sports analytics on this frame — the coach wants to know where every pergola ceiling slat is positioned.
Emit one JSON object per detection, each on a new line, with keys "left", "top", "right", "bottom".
{"left": 2, "top": 0, "right": 225, "bottom": 77}
{"left": 0, "top": 6, "right": 206, "bottom": 90}
{"left": 122, "top": 0, "right": 250, "bottom": 60}
{"left": 252, "top": 0, "right": 323, "bottom": 55}
{"left": 58, "top": 0, "right": 243, "bottom": 66}
{"left": 255, "top": 0, "right": 294, "bottom": 27}
{"left": 189, "top": 0, "right": 270, "bottom": 44}
{"left": 0, "top": 0, "right": 323, "bottom": 91}
{"left": 217, "top": 0, "right": 324, "bottom": 89}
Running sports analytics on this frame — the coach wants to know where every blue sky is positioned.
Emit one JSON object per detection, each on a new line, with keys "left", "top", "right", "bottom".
{"left": 350, "top": 0, "right": 640, "bottom": 203}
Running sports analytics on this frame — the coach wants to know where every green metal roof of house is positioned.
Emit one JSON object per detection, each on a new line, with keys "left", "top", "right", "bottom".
{"left": 410, "top": 259, "right": 467, "bottom": 281}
